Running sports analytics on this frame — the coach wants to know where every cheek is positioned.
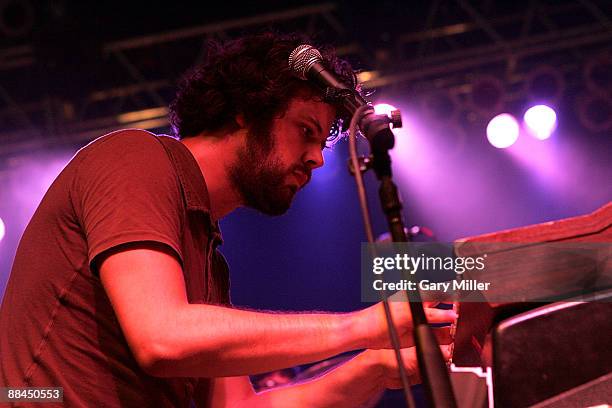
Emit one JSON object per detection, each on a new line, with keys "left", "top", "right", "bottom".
{"left": 283, "top": 148, "right": 304, "bottom": 168}
{"left": 265, "top": 150, "right": 296, "bottom": 172}
{"left": 277, "top": 139, "right": 308, "bottom": 165}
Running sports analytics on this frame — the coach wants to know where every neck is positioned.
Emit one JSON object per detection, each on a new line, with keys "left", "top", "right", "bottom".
{"left": 180, "top": 132, "right": 244, "bottom": 221}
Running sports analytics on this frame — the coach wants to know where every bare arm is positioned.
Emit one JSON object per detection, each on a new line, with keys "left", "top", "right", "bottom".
{"left": 238, "top": 351, "right": 385, "bottom": 408}
{"left": 99, "top": 246, "right": 455, "bottom": 378}
{"left": 207, "top": 347, "right": 451, "bottom": 408}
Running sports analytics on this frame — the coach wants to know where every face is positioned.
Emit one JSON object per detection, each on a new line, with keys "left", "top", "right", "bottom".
{"left": 229, "top": 98, "right": 336, "bottom": 215}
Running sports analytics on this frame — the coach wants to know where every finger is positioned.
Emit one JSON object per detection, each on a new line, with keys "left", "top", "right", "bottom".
{"left": 396, "top": 327, "right": 452, "bottom": 348}
{"left": 390, "top": 287, "right": 456, "bottom": 305}
{"left": 422, "top": 288, "right": 457, "bottom": 304}
{"left": 388, "top": 298, "right": 456, "bottom": 321}
{"left": 441, "top": 344, "right": 452, "bottom": 361}
{"left": 390, "top": 290, "right": 454, "bottom": 305}
{"left": 424, "top": 307, "right": 457, "bottom": 324}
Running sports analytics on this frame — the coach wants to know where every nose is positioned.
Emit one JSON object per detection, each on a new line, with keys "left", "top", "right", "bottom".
{"left": 303, "top": 146, "right": 324, "bottom": 170}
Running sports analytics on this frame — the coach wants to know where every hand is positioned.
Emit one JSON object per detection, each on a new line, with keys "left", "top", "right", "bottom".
{"left": 357, "top": 291, "right": 457, "bottom": 349}
{"left": 365, "top": 345, "right": 452, "bottom": 389}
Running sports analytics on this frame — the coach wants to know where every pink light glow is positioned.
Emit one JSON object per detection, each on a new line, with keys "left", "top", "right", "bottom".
{"left": 387, "top": 108, "right": 525, "bottom": 240}
{"left": 0, "top": 217, "right": 5, "bottom": 242}
{"left": 486, "top": 113, "right": 519, "bottom": 148}
{"left": 524, "top": 105, "right": 557, "bottom": 140}
{"left": 374, "top": 103, "right": 398, "bottom": 116}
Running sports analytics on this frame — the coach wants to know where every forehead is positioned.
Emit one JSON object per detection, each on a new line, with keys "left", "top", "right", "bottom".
{"left": 283, "top": 97, "right": 336, "bottom": 127}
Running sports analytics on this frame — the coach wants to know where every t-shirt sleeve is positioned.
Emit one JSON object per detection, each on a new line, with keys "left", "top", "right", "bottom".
{"left": 72, "top": 130, "right": 184, "bottom": 273}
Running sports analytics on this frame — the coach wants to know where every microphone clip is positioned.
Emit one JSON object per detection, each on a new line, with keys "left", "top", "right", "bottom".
{"left": 347, "top": 154, "right": 373, "bottom": 176}
{"left": 323, "top": 87, "right": 358, "bottom": 105}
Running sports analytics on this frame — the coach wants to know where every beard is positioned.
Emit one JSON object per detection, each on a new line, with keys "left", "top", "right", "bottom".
{"left": 229, "top": 135, "right": 310, "bottom": 216}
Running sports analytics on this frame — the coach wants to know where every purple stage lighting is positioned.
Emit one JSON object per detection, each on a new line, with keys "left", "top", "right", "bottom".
{"left": 524, "top": 105, "right": 557, "bottom": 140}
{"left": 374, "top": 103, "right": 398, "bottom": 116}
{"left": 486, "top": 113, "right": 519, "bottom": 148}
{"left": 0, "top": 217, "right": 5, "bottom": 242}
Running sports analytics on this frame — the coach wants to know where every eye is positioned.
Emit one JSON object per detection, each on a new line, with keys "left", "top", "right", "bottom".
{"left": 301, "top": 126, "right": 328, "bottom": 150}
{"left": 301, "top": 126, "right": 313, "bottom": 137}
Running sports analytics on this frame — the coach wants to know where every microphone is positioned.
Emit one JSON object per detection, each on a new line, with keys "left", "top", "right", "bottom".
{"left": 288, "top": 44, "right": 368, "bottom": 116}
{"left": 288, "top": 44, "right": 401, "bottom": 149}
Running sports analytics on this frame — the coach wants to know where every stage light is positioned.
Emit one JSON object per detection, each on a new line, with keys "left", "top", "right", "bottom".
{"left": 374, "top": 103, "right": 398, "bottom": 116}
{"left": 0, "top": 217, "right": 5, "bottom": 242}
{"left": 577, "top": 93, "right": 612, "bottom": 132}
{"left": 524, "top": 105, "right": 557, "bottom": 140}
{"left": 117, "top": 107, "right": 169, "bottom": 130}
{"left": 357, "top": 70, "right": 379, "bottom": 83}
{"left": 486, "top": 113, "right": 519, "bottom": 148}
{"left": 469, "top": 75, "right": 505, "bottom": 116}
{"left": 525, "top": 65, "right": 565, "bottom": 105}
{"left": 583, "top": 52, "right": 612, "bottom": 97}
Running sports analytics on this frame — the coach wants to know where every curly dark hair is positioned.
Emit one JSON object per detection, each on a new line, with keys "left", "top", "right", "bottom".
{"left": 169, "top": 32, "right": 358, "bottom": 143}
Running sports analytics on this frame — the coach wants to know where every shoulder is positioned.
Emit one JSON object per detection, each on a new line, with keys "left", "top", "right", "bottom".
{"left": 73, "top": 129, "right": 177, "bottom": 174}
{"left": 78, "top": 129, "right": 166, "bottom": 158}
{"left": 71, "top": 129, "right": 182, "bottom": 199}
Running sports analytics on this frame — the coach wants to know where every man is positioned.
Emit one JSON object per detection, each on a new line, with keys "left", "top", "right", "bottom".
{"left": 0, "top": 32, "right": 454, "bottom": 407}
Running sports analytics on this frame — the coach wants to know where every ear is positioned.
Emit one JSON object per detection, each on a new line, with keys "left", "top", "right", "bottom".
{"left": 235, "top": 114, "right": 246, "bottom": 129}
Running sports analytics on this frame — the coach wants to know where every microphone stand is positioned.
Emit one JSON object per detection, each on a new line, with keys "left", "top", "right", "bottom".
{"left": 349, "top": 104, "right": 458, "bottom": 408}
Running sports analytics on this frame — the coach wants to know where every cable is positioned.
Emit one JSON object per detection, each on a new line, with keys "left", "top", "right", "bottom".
{"left": 347, "top": 105, "right": 416, "bottom": 408}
